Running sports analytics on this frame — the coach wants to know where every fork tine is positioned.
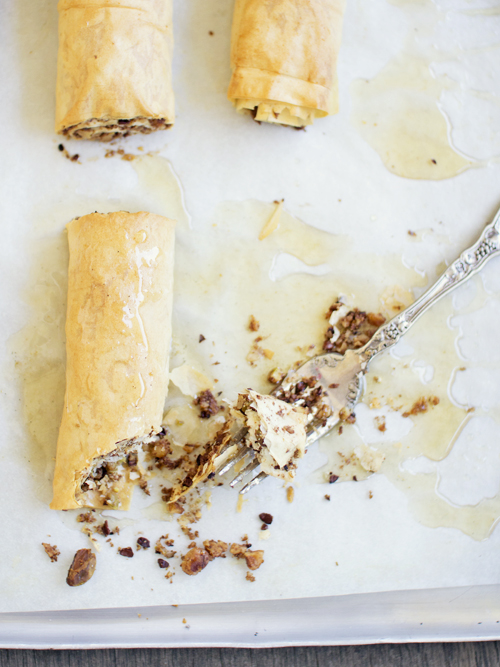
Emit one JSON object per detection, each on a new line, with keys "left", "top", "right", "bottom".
{"left": 239, "top": 470, "right": 267, "bottom": 495}
{"left": 229, "top": 457, "right": 259, "bottom": 488}
{"left": 216, "top": 445, "right": 250, "bottom": 476}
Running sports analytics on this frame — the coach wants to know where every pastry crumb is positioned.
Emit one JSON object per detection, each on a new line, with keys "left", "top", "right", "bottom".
{"left": 249, "top": 315, "right": 260, "bottom": 332}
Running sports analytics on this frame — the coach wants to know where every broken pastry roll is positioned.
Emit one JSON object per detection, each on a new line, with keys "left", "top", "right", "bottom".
{"left": 55, "top": 0, "right": 175, "bottom": 141}
{"left": 227, "top": 0, "right": 346, "bottom": 127}
{"left": 50, "top": 211, "right": 176, "bottom": 510}
{"left": 233, "top": 390, "right": 307, "bottom": 482}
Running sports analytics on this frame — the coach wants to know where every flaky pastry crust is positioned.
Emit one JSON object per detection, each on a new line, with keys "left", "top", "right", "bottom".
{"left": 50, "top": 211, "right": 175, "bottom": 510}
{"left": 55, "top": 0, "right": 175, "bottom": 140}
{"left": 228, "top": 0, "right": 346, "bottom": 127}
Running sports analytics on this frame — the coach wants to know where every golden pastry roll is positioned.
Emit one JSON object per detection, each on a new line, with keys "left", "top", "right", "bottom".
{"left": 55, "top": 0, "right": 175, "bottom": 141}
{"left": 50, "top": 211, "right": 175, "bottom": 510}
{"left": 228, "top": 0, "right": 346, "bottom": 127}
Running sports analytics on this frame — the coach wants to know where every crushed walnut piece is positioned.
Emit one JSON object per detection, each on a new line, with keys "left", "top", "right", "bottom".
{"left": 230, "top": 543, "right": 264, "bottom": 571}
{"left": 95, "top": 520, "right": 113, "bottom": 536}
{"left": 136, "top": 537, "right": 150, "bottom": 550}
{"left": 42, "top": 543, "right": 60, "bottom": 563}
{"left": 194, "top": 389, "right": 220, "bottom": 419}
{"left": 147, "top": 436, "right": 181, "bottom": 471}
{"left": 181, "top": 547, "right": 210, "bottom": 576}
{"left": 66, "top": 549, "right": 96, "bottom": 587}
{"left": 203, "top": 540, "right": 228, "bottom": 560}
{"left": 259, "top": 513, "right": 273, "bottom": 525}
{"left": 374, "top": 416, "right": 386, "bottom": 432}
{"left": 76, "top": 512, "right": 96, "bottom": 524}
{"left": 139, "top": 480, "right": 151, "bottom": 496}
{"left": 246, "top": 572, "right": 256, "bottom": 582}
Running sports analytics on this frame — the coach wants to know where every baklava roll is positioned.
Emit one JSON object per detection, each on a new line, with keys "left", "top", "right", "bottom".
{"left": 228, "top": 0, "right": 346, "bottom": 127}
{"left": 55, "top": 0, "right": 175, "bottom": 141}
{"left": 50, "top": 211, "right": 176, "bottom": 510}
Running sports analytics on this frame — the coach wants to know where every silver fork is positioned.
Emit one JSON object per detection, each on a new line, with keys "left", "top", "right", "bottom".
{"left": 217, "top": 206, "right": 500, "bottom": 494}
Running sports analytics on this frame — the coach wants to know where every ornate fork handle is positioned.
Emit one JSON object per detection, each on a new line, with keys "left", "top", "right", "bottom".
{"left": 360, "top": 208, "right": 500, "bottom": 366}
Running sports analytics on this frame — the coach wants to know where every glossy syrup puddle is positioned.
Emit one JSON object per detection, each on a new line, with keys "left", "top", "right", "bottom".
{"left": 350, "top": 0, "right": 481, "bottom": 180}
{"left": 10, "top": 154, "right": 500, "bottom": 539}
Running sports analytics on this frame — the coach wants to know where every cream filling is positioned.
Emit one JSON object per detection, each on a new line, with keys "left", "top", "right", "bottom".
{"left": 234, "top": 99, "right": 323, "bottom": 127}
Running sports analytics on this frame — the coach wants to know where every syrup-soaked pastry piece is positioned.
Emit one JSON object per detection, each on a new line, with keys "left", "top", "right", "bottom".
{"left": 228, "top": 0, "right": 346, "bottom": 127}
{"left": 232, "top": 390, "right": 307, "bottom": 482}
{"left": 55, "top": 0, "right": 175, "bottom": 141}
{"left": 50, "top": 211, "right": 175, "bottom": 510}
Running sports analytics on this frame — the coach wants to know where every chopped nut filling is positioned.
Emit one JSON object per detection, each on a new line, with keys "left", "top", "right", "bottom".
{"left": 194, "top": 390, "right": 221, "bottom": 419}
{"left": 323, "top": 300, "right": 385, "bottom": 355}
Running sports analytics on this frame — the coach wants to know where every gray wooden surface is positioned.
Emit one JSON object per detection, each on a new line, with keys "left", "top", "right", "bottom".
{"left": 2, "top": 644, "right": 500, "bottom": 666}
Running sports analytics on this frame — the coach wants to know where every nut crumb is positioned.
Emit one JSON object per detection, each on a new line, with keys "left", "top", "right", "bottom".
{"left": 324, "top": 494, "right": 331, "bottom": 501}
{"left": 249, "top": 315, "right": 260, "bottom": 332}
{"left": 402, "top": 396, "right": 439, "bottom": 418}
{"left": 329, "top": 473, "right": 339, "bottom": 484}
{"left": 203, "top": 540, "right": 228, "bottom": 559}
{"left": 118, "top": 547, "right": 134, "bottom": 558}
{"left": 259, "top": 513, "right": 273, "bottom": 525}
{"left": 230, "top": 544, "right": 264, "bottom": 571}
{"left": 137, "top": 537, "right": 150, "bottom": 550}
{"left": 246, "top": 572, "right": 256, "bottom": 582}
{"left": 286, "top": 486, "right": 294, "bottom": 503}
{"left": 181, "top": 548, "right": 210, "bottom": 576}
{"left": 42, "top": 543, "right": 60, "bottom": 562}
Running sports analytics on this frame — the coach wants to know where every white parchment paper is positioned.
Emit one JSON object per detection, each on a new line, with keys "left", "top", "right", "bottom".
{"left": 1, "top": 0, "right": 500, "bottom": 613}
